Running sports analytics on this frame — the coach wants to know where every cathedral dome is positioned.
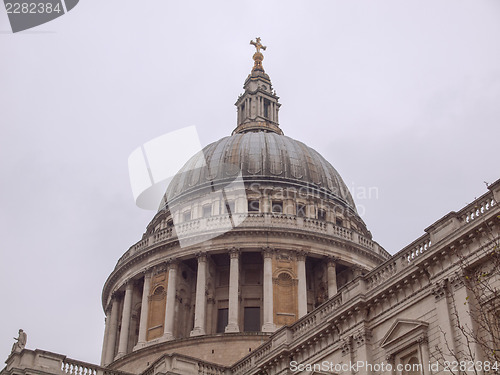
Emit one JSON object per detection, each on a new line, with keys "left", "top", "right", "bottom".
{"left": 99, "top": 40, "right": 389, "bottom": 372}
{"left": 163, "top": 132, "right": 357, "bottom": 212}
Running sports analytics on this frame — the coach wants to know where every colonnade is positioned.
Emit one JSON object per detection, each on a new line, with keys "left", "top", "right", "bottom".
{"left": 238, "top": 95, "right": 279, "bottom": 124}
{"left": 101, "top": 251, "right": 339, "bottom": 366}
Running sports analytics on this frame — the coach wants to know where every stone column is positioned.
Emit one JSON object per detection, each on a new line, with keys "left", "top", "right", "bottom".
{"left": 262, "top": 248, "right": 276, "bottom": 332}
{"left": 104, "top": 296, "right": 120, "bottom": 365}
{"left": 135, "top": 271, "right": 151, "bottom": 347}
{"left": 191, "top": 253, "right": 207, "bottom": 336}
{"left": 163, "top": 261, "right": 178, "bottom": 341}
{"left": 226, "top": 248, "right": 240, "bottom": 333}
{"left": 117, "top": 282, "right": 134, "bottom": 358}
{"left": 327, "top": 257, "right": 338, "bottom": 298}
{"left": 297, "top": 252, "right": 308, "bottom": 318}
{"left": 100, "top": 308, "right": 111, "bottom": 366}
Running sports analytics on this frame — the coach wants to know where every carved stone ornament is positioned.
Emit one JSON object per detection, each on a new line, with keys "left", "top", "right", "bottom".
{"left": 341, "top": 336, "right": 351, "bottom": 356}
{"left": 196, "top": 252, "right": 208, "bottom": 262}
{"left": 449, "top": 272, "right": 465, "bottom": 290}
{"left": 167, "top": 259, "right": 179, "bottom": 270}
{"left": 353, "top": 328, "right": 372, "bottom": 347}
{"left": 417, "top": 334, "right": 429, "bottom": 344}
{"left": 431, "top": 280, "right": 448, "bottom": 301}
{"left": 261, "top": 247, "right": 274, "bottom": 258}
{"left": 228, "top": 247, "right": 240, "bottom": 258}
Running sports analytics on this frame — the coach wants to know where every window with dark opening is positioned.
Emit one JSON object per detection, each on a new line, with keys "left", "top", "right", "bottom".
{"left": 244, "top": 307, "right": 260, "bottom": 332}
{"left": 248, "top": 200, "right": 260, "bottom": 212}
{"left": 263, "top": 99, "right": 270, "bottom": 118}
{"left": 216, "top": 308, "right": 228, "bottom": 333}
{"left": 336, "top": 218, "right": 343, "bottom": 227}
{"left": 272, "top": 201, "right": 283, "bottom": 213}
{"left": 318, "top": 209, "right": 326, "bottom": 221}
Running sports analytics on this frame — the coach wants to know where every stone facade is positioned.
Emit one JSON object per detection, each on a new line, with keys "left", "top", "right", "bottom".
{"left": 2, "top": 45, "right": 500, "bottom": 375}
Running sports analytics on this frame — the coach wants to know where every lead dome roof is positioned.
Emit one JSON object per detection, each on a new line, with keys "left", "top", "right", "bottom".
{"left": 163, "top": 131, "right": 357, "bottom": 212}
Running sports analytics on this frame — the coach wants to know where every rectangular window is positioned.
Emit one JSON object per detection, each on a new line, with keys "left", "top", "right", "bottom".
{"left": 244, "top": 307, "right": 260, "bottom": 332}
{"left": 216, "top": 308, "right": 228, "bottom": 333}
{"left": 336, "top": 218, "right": 343, "bottom": 227}
{"left": 297, "top": 204, "right": 306, "bottom": 217}
{"left": 183, "top": 210, "right": 191, "bottom": 222}
{"left": 264, "top": 99, "right": 270, "bottom": 118}
{"left": 272, "top": 201, "right": 283, "bottom": 213}
{"left": 248, "top": 199, "right": 260, "bottom": 212}
{"left": 202, "top": 204, "right": 212, "bottom": 218}
{"left": 318, "top": 209, "right": 326, "bottom": 221}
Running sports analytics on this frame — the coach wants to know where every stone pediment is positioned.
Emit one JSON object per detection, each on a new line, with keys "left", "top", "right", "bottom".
{"left": 381, "top": 319, "right": 428, "bottom": 351}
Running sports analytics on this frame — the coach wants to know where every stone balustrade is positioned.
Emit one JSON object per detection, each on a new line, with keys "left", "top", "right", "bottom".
{"left": 365, "top": 260, "right": 398, "bottom": 291}
{"left": 197, "top": 362, "right": 229, "bottom": 375}
{"left": 396, "top": 188, "right": 497, "bottom": 268}
{"left": 460, "top": 195, "right": 496, "bottom": 225}
{"left": 1, "top": 349, "right": 132, "bottom": 375}
{"left": 398, "top": 234, "right": 432, "bottom": 267}
{"left": 115, "top": 213, "right": 388, "bottom": 267}
{"left": 62, "top": 359, "right": 99, "bottom": 375}
{"left": 251, "top": 341, "right": 272, "bottom": 363}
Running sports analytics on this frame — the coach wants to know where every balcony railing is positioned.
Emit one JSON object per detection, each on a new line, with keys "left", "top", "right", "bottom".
{"left": 116, "top": 213, "right": 388, "bottom": 267}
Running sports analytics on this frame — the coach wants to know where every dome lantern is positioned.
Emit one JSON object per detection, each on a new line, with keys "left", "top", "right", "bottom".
{"left": 232, "top": 38, "right": 283, "bottom": 135}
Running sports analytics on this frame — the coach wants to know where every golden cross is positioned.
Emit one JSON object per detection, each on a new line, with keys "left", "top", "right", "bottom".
{"left": 250, "top": 37, "right": 267, "bottom": 53}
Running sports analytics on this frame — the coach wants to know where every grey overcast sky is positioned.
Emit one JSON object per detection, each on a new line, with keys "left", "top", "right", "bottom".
{"left": 1, "top": 0, "right": 499, "bottom": 365}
